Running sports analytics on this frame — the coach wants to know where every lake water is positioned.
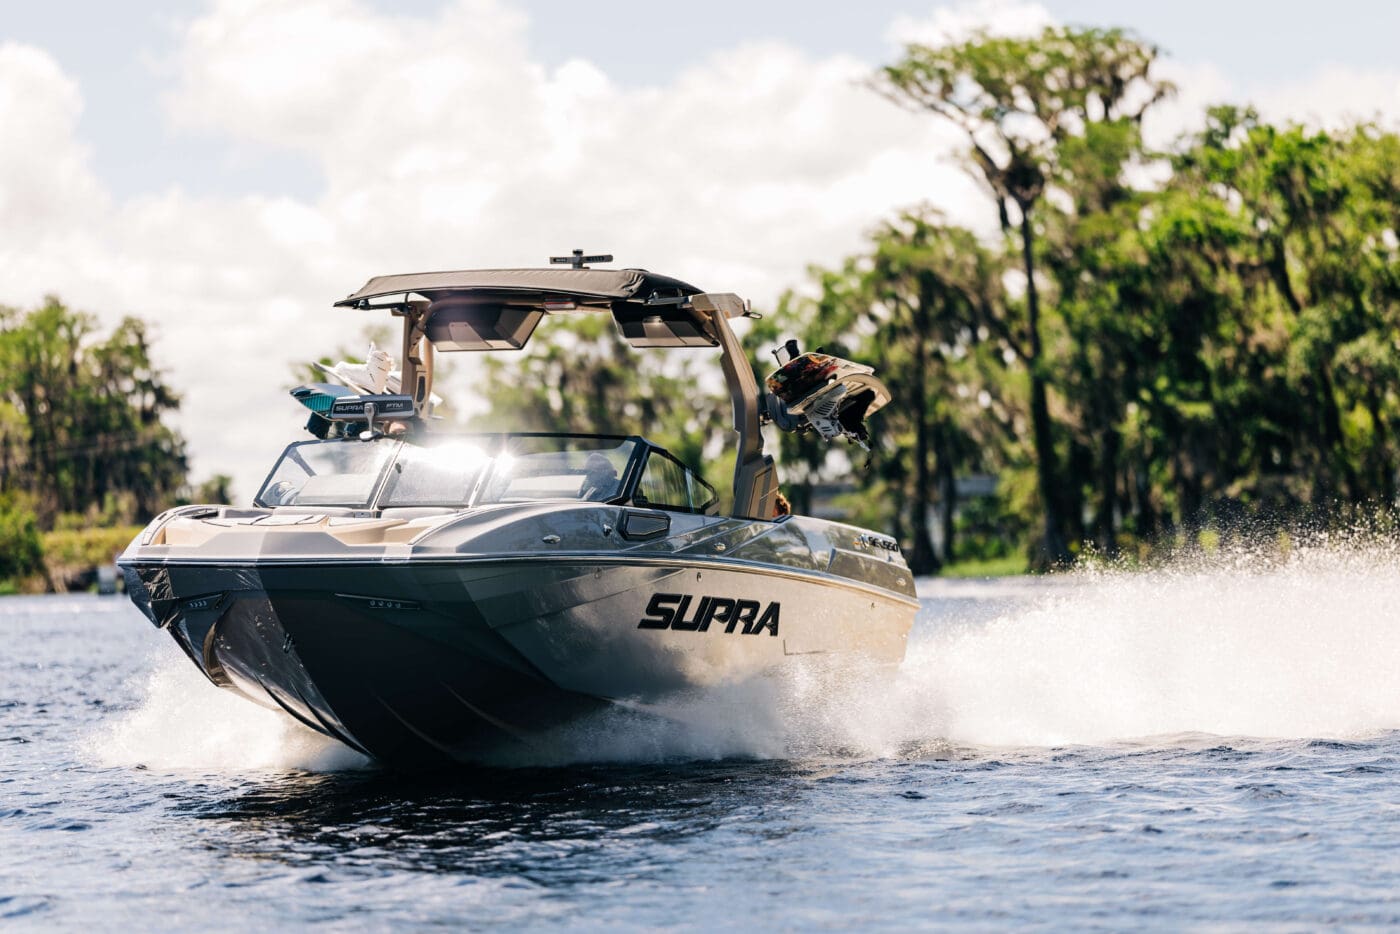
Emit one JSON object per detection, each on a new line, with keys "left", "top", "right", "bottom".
{"left": 5, "top": 546, "right": 1400, "bottom": 928}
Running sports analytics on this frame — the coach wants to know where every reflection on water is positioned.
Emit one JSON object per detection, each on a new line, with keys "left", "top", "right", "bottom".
{"left": 182, "top": 763, "right": 799, "bottom": 879}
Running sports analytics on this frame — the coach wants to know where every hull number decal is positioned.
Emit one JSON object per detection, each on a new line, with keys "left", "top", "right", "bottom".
{"left": 638, "top": 593, "right": 779, "bottom": 636}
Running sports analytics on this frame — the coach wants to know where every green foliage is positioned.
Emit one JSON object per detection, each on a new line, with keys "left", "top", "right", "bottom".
{"left": 0, "top": 298, "right": 186, "bottom": 591}
{"left": 874, "top": 25, "right": 1174, "bottom": 567}
{"left": 939, "top": 554, "right": 1029, "bottom": 579}
{"left": 844, "top": 28, "right": 1400, "bottom": 567}
{"left": 954, "top": 494, "right": 1032, "bottom": 562}
{"left": 1114, "top": 108, "right": 1400, "bottom": 527}
{"left": 193, "top": 474, "right": 235, "bottom": 505}
{"left": 42, "top": 525, "right": 141, "bottom": 572}
{"left": 0, "top": 491, "right": 44, "bottom": 582}
{"left": 41, "top": 525, "right": 143, "bottom": 592}
{"left": 764, "top": 208, "right": 1011, "bottom": 573}
{"left": 874, "top": 26, "right": 1172, "bottom": 220}
{"left": 0, "top": 298, "right": 188, "bottom": 529}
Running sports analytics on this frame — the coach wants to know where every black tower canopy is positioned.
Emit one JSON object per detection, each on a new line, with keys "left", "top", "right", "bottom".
{"left": 334, "top": 267, "right": 725, "bottom": 351}
{"left": 337, "top": 267, "right": 701, "bottom": 306}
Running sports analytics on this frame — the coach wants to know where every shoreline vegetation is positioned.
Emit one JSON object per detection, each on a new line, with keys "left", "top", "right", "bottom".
{"left": 0, "top": 526, "right": 142, "bottom": 595}
{"left": 6, "top": 25, "right": 1400, "bottom": 591}
{"left": 0, "top": 299, "right": 231, "bottom": 594}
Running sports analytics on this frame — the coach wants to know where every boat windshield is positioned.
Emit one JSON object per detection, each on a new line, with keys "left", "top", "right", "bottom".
{"left": 257, "top": 439, "right": 396, "bottom": 508}
{"left": 377, "top": 439, "right": 494, "bottom": 508}
{"left": 254, "top": 435, "right": 644, "bottom": 510}
{"left": 473, "top": 436, "right": 635, "bottom": 506}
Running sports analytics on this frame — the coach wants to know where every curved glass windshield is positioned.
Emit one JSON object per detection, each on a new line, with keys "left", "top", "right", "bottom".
{"left": 256, "top": 440, "right": 397, "bottom": 508}
{"left": 378, "top": 440, "right": 493, "bottom": 508}
{"left": 475, "top": 437, "right": 636, "bottom": 505}
{"left": 254, "top": 435, "right": 647, "bottom": 510}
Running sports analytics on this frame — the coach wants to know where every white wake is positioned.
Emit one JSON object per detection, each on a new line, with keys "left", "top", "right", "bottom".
{"left": 902, "top": 546, "right": 1400, "bottom": 748}
{"left": 90, "top": 645, "right": 368, "bottom": 772}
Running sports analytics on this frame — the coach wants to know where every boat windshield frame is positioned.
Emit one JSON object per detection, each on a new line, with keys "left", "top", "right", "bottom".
{"left": 252, "top": 432, "right": 718, "bottom": 514}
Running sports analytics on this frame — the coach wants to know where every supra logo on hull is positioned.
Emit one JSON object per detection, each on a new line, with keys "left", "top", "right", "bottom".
{"left": 638, "top": 593, "right": 779, "bottom": 636}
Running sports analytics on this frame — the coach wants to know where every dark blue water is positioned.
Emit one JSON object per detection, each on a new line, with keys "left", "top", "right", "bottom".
{"left": 5, "top": 554, "right": 1400, "bottom": 928}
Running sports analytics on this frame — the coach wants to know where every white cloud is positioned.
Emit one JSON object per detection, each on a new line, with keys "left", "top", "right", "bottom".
{"left": 3, "top": 0, "right": 1400, "bottom": 502}
{"left": 0, "top": 43, "right": 108, "bottom": 230}
{"left": 886, "top": 0, "right": 1054, "bottom": 47}
{"left": 167, "top": 3, "right": 986, "bottom": 293}
{"left": 1252, "top": 65, "right": 1400, "bottom": 131}
{"left": 1142, "top": 59, "right": 1400, "bottom": 150}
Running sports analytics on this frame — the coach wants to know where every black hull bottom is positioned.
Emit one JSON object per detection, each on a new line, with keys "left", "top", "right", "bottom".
{"left": 127, "top": 567, "right": 610, "bottom": 765}
{"left": 230, "top": 594, "right": 611, "bottom": 765}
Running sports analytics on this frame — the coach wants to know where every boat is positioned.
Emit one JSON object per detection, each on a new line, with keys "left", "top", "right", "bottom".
{"left": 117, "top": 257, "right": 918, "bottom": 765}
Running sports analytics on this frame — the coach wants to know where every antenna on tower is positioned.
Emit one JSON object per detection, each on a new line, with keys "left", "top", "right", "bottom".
{"left": 549, "top": 249, "right": 612, "bottom": 269}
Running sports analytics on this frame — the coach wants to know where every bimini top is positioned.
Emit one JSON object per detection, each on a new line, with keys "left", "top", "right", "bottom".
{"left": 333, "top": 266, "right": 744, "bottom": 351}
{"left": 335, "top": 267, "right": 701, "bottom": 308}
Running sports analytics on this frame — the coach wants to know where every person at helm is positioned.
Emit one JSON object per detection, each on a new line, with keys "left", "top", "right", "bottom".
{"left": 580, "top": 452, "right": 618, "bottom": 501}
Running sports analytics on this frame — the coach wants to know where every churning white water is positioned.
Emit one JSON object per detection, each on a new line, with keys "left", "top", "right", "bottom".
{"left": 93, "top": 537, "right": 1400, "bottom": 769}
{"left": 905, "top": 547, "right": 1400, "bottom": 747}
{"left": 91, "top": 649, "right": 368, "bottom": 771}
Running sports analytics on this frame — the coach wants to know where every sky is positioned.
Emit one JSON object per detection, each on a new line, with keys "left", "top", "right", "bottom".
{"left": 3, "top": 0, "right": 1399, "bottom": 501}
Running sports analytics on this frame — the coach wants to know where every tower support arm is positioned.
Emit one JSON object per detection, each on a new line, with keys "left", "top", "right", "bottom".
{"left": 694, "top": 295, "right": 777, "bottom": 519}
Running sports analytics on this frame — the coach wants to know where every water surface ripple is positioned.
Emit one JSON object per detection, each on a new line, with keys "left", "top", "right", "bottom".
{"left": 5, "top": 554, "right": 1400, "bottom": 928}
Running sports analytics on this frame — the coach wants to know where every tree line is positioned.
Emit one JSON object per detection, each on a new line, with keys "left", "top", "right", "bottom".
{"left": 479, "top": 26, "right": 1400, "bottom": 574}
{"left": 834, "top": 27, "right": 1400, "bottom": 572}
{"left": 0, "top": 298, "right": 190, "bottom": 582}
